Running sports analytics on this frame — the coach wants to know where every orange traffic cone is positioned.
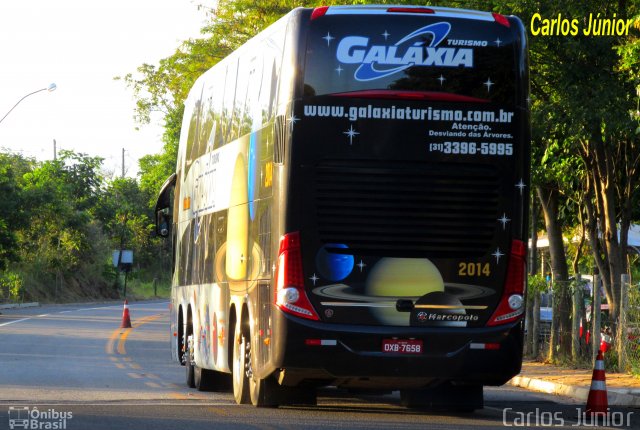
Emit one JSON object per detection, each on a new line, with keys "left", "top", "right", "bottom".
{"left": 120, "top": 299, "right": 132, "bottom": 328}
{"left": 585, "top": 350, "right": 608, "bottom": 417}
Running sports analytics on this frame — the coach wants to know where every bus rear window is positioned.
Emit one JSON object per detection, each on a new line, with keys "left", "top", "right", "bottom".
{"left": 304, "top": 15, "right": 517, "bottom": 104}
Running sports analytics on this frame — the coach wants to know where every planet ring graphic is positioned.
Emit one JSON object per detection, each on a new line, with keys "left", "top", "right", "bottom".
{"left": 214, "top": 241, "right": 265, "bottom": 293}
{"left": 312, "top": 282, "right": 495, "bottom": 307}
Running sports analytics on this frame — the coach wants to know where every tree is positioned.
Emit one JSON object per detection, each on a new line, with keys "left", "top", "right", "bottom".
{"left": 547, "top": 1, "right": 640, "bottom": 326}
{"left": 95, "top": 177, "right": 160, "bottom": 269}
{"left": 0, "top": 152, "right": 32, "bottom": 269}
{"left": 19, "top": 152, "right": 106, "bottom": 289}
{"left": 137, "top": 105, "right": 182, "bottom": 206}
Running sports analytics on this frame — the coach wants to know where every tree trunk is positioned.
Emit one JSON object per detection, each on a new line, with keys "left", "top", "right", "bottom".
{"left": 525, "top": 196, "right": 539, "bottom": 356}
{"left": 530, "top": 195, "right": 539, "bottom": 275}
{"left": 580, "top": 134, "right": 633, "bottom": 329}
{"left": 537, "top": 185, "right": 572, "bottom": 359}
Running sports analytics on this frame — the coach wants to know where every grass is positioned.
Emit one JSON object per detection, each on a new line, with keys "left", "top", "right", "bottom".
{"left": 121, "top": 276, "right": 171, "bottom": 300}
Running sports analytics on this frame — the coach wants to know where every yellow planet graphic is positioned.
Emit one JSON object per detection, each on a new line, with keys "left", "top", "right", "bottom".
{"left": 226, "top": 154, "right": 248, "bottom": 283}
{"left": 366, "top": 258, "right": 444, "bottom": 326}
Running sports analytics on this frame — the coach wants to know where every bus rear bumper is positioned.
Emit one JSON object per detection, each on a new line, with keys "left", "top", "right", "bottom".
{"left": 273, "top": 314, "right": 523, "bottom": 389}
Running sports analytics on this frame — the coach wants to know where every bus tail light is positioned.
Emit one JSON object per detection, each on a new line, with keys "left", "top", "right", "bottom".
{"left": 387, "top": 7, "right": 434, "bottom": 14}
{"left": 492, "top": 12, "right": 511, "bottom": 28}
{"left": 274, "top": 232, "right": 319, "bottom": 320}
{"left": 311, "top": 6, "right": 329, "bottom": 20}
{"left": 486, "top": 240, "right": 526, "bottom": 326}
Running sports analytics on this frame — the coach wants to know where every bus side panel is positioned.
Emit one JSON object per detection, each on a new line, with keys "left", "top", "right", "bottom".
{"left": 192, "top": 282, "right": 230, "bottom": 373}
{"left": 249, "top": 13, "right": 301, "bottom": 378}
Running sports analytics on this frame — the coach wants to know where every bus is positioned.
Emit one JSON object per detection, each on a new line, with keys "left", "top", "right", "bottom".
{"left": 155, "top": 4, "right": 530, "bottom": 409}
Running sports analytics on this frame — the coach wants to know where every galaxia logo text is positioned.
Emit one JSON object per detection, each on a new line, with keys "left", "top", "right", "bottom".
{"left": 336, "top": 22, "right": 473, "bottom": 81}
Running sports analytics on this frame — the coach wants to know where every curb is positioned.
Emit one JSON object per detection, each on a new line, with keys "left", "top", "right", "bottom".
{"left": 0, "top": 302, "right": 40, "bottom": 310}
{"left": 509, "top": 375, "right": 640, "bottom": 407}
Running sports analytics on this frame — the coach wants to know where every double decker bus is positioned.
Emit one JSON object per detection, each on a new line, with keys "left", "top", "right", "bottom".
{"left": 155, "top": 5, "right": 530, "bottom": 409}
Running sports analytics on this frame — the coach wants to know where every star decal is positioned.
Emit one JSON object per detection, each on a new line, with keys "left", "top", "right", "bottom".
{"left": 287, "top": 114, "right": 299, "bottom": 130}
{"left": 335, "top": 65, "right": 344, "bottom": 75}
{"left": 494, "top": 37, "right": 502, "bottom": 47}
{"left": 484, "top": 78, "right": 494, "bottom": 92}
{"left": 343, "top": 125, "right": 360, "bottom": 145}
{"left": 382, "top": 30, "right": 390, "bottom": 40}
{"left": 357, "top": 260, "right": 366, "bottom": 272}
{"left": 437, "top": 75, "right": 446, "bottom": 86}
{"left": 492, "top": 248, "right": 504, "bottom": 264}
{"left": 322, "top": 32, "right": 334, "bottom": 46}
{"left": 515, "top": 179, "right": 526, "bottom": 196}
{"left": 310, "top": 273, "right": 319, "bottom": 285}
{"left": 498, "top": 213, "right": 511, "bottom": 230}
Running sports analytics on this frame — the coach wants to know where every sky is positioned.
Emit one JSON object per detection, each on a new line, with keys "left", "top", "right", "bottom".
{"left": 0, "top": 0, "right": 207, "bottom": 177}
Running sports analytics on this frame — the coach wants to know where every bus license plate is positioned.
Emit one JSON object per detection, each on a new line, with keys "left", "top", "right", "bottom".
{"left": 382, "top": 339, "right": 423, "bottom": 354}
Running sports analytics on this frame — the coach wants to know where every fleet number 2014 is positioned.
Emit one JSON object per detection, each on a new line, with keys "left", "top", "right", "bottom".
{"left": 442, "top": 142, "right": 513, "bottom": 155}
{"left": 458, "top": 262, "right": 491, "bottom": 277}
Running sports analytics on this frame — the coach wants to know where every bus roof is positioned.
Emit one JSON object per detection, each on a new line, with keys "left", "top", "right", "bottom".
{"left": 313, "top": 5, "right": 510, "bottom": 25}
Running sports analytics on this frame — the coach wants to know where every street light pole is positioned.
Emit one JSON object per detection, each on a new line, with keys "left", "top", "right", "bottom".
{"left": 0, "top": 83, "right": 57, "bottom": 125}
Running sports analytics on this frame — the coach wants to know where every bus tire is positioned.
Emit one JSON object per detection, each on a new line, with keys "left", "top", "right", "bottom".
{"left": 185, "top": 334, "right": 195, "bottom": 388}
{"left": 250, "top": 375, "right": 280, "bottom": 408}
{"left": 232, "top": 320, "right": 250, "bottom": 404}
{"left": 185, "top": 359, "right": 195, "bottom": 388}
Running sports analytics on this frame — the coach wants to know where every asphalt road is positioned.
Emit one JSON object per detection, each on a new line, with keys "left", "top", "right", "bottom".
{"left": 0, "top": 301, "right": 637, "bottom": 430}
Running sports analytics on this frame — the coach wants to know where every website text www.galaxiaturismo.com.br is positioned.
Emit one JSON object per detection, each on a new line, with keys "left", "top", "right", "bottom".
{"left": 303, "top": 104, "right": 514, "bottom": 124}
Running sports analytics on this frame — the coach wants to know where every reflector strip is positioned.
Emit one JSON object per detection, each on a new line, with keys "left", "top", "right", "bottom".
{"left": 305, "top": 339, "right": 337, "bottom": 346}
{"left": 590, "top": 380, "right": 606, "bottom": 391}
{"left": 470, "top": 343, "right": 501, "bottom": 350}
{"left": 415, "top": 304, "right": 488, "bottom": 310}
{"left": 320, "top": 301, "right": 394, "bottom": 308}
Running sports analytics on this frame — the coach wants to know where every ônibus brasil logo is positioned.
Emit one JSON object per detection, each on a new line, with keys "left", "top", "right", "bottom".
{"left": 336, "top": 22, "right": 473, "bottom": 81}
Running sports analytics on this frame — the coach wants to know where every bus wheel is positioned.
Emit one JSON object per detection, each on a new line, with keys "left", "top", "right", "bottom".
{"left": 250, "top": 374, "right": 318, "bottom": 407}
{"left": 232, "top": 320, "right": 250, "bottom": 404}
{"left": 250, "top": 371, "right": 280, "bottom": 407}
{"left": 185, "top": 334, "right": 195, "bottom": 388}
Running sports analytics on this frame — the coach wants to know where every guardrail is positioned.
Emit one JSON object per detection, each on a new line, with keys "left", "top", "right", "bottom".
{"left": 0, "top": 302, "right": 40, "bottom": 310}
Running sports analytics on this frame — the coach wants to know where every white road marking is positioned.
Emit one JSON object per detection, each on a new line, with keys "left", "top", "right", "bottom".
{"left": 0, "top": 317, "right": 32, "bottom": 327}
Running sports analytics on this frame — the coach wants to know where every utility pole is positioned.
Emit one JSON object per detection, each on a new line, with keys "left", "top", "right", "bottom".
{"left": 122, "top": 148, "right": 125, "bottom": 178}
{"left": 53, "top": 139, "right": 57, "bottom": 161}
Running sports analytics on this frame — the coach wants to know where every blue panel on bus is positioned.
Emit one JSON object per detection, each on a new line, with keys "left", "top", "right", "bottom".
{"left": 248, "top": 132, "right": 258, "bottom": 220}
